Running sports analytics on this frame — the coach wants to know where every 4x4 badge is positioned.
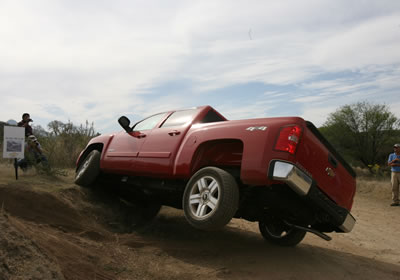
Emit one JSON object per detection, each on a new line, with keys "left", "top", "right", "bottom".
{"left": 246, "top": 126, "right": 267, "bottom": 131}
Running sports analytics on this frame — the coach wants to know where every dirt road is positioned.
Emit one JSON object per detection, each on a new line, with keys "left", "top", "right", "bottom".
{"left": 0, "top": 168, "right": 399, "bottom": 280}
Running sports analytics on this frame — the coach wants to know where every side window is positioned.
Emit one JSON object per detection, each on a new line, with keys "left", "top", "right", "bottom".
{"left": 161, "top": 109, "right": 198, "bottom": 128}
{"left": 134, "top": 113, "right": 166, "bottom": 131}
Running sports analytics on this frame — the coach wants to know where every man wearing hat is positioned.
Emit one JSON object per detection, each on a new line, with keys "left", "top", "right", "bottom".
{"left": 388, "top": 143, "right": 400, "bottom": 206}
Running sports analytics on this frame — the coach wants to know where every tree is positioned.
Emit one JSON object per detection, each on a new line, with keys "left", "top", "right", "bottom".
{"left": 31, "top": 124, "right": 49, "bottom": 138}
{"left": 320, "top": 101, "right": 399, "bottom": 172}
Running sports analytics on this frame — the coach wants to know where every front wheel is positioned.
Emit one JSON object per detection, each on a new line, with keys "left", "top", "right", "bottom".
{"left": 75, "top": 150, "right": 100, "bottom": 187}
{"left": 183, "top": 167, "right": 239, "bottom": 230}
{"left": 258, "top": 219, "right": 306, "bottom": 247}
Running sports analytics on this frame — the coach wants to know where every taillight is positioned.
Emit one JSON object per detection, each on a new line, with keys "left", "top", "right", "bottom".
{"left": 275, "top": 125, "right": 302, "bottom": 154}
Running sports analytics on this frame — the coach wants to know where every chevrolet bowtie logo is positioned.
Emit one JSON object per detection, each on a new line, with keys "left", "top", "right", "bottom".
{"left": 325, "top": 167, "right": 335, "bottom": 177}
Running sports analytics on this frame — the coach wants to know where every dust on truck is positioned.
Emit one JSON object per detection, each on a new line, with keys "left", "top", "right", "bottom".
{"left": 75, "top": 105, "right": 356, "bottom": 246}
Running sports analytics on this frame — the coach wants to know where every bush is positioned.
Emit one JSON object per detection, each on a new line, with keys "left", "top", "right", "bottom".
{"left": 39, "top": 120, "right": 99, "bottom": 169}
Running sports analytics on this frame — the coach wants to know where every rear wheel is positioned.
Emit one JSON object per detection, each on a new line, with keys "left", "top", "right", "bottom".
{"left": 75, "top": 150, "right": 100, "bottom": 187}
{"left": 259, "top": 219, "right": 306, "bottom": 247}
{"left": 183, "top": 167, "right": 239, "bottom": 230}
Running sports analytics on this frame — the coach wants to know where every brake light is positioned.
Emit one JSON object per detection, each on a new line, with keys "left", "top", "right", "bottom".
{"left": 275, "top": 125, "right": 302, "bottom": 154}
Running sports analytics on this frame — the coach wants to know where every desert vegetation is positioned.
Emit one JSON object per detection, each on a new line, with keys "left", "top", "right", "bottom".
{"left": 37, "top": 120, "right": 99, "bottom": 168}
{"left": 0, "top": 120, "right": 98, "bottom": 175}
{"left": 319, "top": 101, "right": 400, "bottom": 176}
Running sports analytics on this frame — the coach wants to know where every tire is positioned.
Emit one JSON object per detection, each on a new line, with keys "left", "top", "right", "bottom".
{"left": 258, "top": 219, "right": 306, "bottom": 247}
{"left": 75, "top": 150, "right": 101, "bottom": 187}
{"left": 183, "top": 167, "right": 239, "bottom": 230}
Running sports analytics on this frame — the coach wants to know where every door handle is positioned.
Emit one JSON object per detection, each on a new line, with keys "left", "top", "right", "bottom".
{"left": 137, "top": 133, "right": 146, "bottom": 138}
{"left": 168, "top": 130, "right": 181, "bottom": 136}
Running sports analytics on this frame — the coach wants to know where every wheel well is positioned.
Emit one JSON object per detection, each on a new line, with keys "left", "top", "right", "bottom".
{"left": 190, "top": 139, "right": 243, "bottom": 178}
{"left": 76, "top": 143, "right": 103, "bottom": 170}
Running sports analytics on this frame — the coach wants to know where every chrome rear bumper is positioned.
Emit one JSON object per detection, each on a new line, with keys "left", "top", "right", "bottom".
{"left": 339, "top": 213, "right": 356, "bottom": 233}
{"left": 270, "top": 160, "right": 356, "bottom": 233}
{"left": 272, "top": 161, "right": 313, "bottom": 196}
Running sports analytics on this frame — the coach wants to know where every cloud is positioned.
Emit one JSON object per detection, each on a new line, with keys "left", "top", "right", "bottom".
{"left": 312, "top": 14, "right": 400, "bottom": 70}
{"left": 1, "top": 0, "right": 400, "bottom": 133}
{"left": 216, "top": 100, "right": 276, "bottom": 121}
{"left": 301, "top": 106, "right": 338, "bottom": 127}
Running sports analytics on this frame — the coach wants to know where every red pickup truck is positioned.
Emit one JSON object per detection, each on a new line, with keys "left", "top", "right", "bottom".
{"left": 75, "top": 105, "right": 356, "bottom": 246}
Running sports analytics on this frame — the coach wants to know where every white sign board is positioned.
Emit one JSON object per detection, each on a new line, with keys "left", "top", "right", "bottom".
{"left": 3, "top": 126, "right": 25, "bottom": 159}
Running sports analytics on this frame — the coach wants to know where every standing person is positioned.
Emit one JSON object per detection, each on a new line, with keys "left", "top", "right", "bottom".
{"left": 388, "top": 143, "right": 400, "bottom": 206}
{"left": 17, "top": 113, "right": 33, "bottom": 137}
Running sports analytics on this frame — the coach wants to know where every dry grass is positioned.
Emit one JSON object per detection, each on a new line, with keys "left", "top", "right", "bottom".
{"left": 356, "top": 177, "right": 392, "bottom": 201}
{"left": 0, "top": 162, "right": 75, "bottom": 194}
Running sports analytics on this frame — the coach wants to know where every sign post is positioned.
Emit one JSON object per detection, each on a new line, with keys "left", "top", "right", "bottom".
{"left": 14, "top": 158, "right": 18, "bottom": 180}
{"left": 3, "top": 126, "right": 25, "bottom": 180}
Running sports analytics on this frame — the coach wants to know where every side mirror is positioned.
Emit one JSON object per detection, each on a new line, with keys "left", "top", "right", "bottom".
{"left": 118, "top": 116, "right": 132, "bottom": 133}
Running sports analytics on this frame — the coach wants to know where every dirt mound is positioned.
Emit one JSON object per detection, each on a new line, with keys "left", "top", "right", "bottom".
{"left": 0, "top": 183, "right": 121, "bottom": 280}
{"left": 0, "top": 213, "right": 64, "bottom": 280}
{"left": 0, "top": 184, "right": 83, "bottom": 233}
{"left": 0, "top": 169, "right": 400, "bottom": 280}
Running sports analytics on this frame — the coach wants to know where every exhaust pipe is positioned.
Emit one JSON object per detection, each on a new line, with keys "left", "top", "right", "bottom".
{"left": 284, "top": 221, "right": 332, "bottom": 241}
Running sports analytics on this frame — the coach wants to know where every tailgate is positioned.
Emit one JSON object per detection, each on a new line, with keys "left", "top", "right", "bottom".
{"left": 295, "top": 122, "right": 356, "bottom": 210}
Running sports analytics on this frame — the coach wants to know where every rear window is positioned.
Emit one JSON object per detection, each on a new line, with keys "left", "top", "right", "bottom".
{"left": 200, "top": 110, "right": 225, "bottom": 123}
{"left": 161, "top": 109, "right": 198, "bottom": 128}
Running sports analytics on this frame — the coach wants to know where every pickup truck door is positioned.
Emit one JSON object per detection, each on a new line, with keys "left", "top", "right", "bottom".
{"left": 103, "top": 113, "right": 167, "bottom": 173}
{"left": 135, "top": 109, "right": 199, "bottom": 176}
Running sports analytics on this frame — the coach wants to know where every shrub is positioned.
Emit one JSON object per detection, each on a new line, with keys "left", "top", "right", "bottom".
{"left": 40, "top": 120, "right": 99, "bottom": 169}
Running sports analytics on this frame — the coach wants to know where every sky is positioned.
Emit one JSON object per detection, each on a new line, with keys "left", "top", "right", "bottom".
{"left": 1, "top": 0, "right": 400, "bottom": 134}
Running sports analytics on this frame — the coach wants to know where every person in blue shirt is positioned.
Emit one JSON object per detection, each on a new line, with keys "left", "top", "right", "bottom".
{"left": 388, "top": 143, "right": 400, "bottom": 206}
